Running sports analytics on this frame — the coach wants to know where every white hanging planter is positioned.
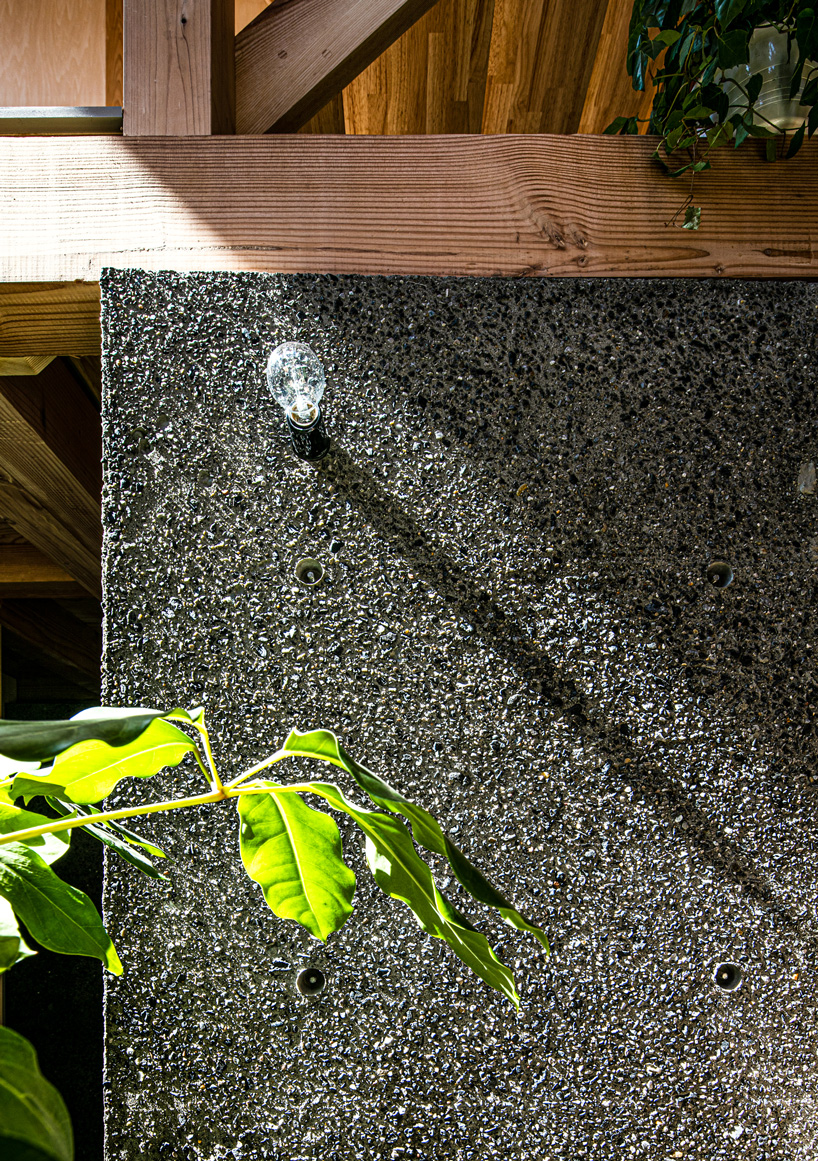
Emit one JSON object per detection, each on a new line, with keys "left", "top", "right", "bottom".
{"left": 724, "top": 25, "right": 817, "bottom": 131}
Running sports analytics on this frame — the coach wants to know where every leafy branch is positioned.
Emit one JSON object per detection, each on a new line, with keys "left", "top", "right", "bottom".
{"left": 606, "top": 1, "right": 818, "bottom": 227}
{"left": 0, "top": 707, "right": 548, "bottom": 1160}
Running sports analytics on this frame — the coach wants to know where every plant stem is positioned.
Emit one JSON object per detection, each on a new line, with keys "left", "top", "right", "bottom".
{"left": 191, "top": 722, "right": 224, "bottom": 793}
{"left": 225, "top": 749, "right": 288, "bottom": 788}
{"left": 0, "top": 782, "right": 316, "bottom": 847}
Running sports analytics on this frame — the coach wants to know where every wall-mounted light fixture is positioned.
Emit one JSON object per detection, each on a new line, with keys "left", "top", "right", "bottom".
{"left": 266, "top": 341, "right": 331, "bottom": 462}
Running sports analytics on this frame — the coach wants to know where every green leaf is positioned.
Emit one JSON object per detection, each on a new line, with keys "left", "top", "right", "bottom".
{"left": 0, "top": 807, "right": 70, "bottom": 866}
{"left": 652, "top": 29, "right": 681, "bottom": 48}
{"left": 304, "top": 780, "right": 520, "bottom": 1007}
{"left": 603, "top": 115, "right": 632, "bottom": 135}
{"left": 281, "top": 729, "right": 549, "bottom": 954}
{"left": 0, "top": 897, "right": 36, "bottom": 974}
{"left": 786, "top": 122, "right": 806, "bottom": 158}
{"left": 0, "top": 843, "right": 122, "bottom": 973}
{"left": 682, "top": 205, "right": 702, "bottom": 229}
{"left": 0, "top": 708, "right": 184, "bottom": 764}
{"left": 0, "top": 1026, "right": 73, "bottom": 1161}
{"left": 238, "top": 789, "right": 355, "bottom": 942}
{"left": 806, "top": 105, "right": 818, "bottom": 139}
{"left": 717, "top": 29, "right": 749, "bottom": 69}
{"left": 714, "top": 0, "right": 747, "bottom": 31}
{"left": 44, "top": 800, "right": 169, "bottom": 881}
{"left": 12, "top": 718, "right": 197, "bottom": 805}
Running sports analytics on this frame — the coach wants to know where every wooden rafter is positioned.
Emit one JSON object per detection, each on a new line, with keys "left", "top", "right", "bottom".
{"left": 123, "top": 0, "right": 235, "bottom": 135}
{"left": 0, "top": 544, "right": 88, "bottom": 599}
{"left": 0, "top": 362, "right": 101, "bottom": 597}
{"left": 0, "top": 135, "right": 816, "bottom": 280}
{"left": 0, "top": 600, "right": 100, "bottom": 681}
{"left": 236, "top": 0, "right": 442, "bottom": 134}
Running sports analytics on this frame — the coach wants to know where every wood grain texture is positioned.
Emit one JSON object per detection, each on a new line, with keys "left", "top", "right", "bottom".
{"left": 106, "top": 0, "right": 124, "bottom": 106}
{"left": 0, "top": 356, "right": 55, "bottom": 377}
{"left": 236, "top": 0, "right": 440, "bottom": 134}
{"left": 0, "top": 363, "right": 102, "bottom": 501}
{"left": 578, "top": 0, "right": 654, "bottom": 134}
{"left": 482, "top": 0, "right": 607, "bottom": 133}
{"left": 344, "top": 0, "right": 494, "bottom": 134}
{"left": 0, "top": 600, "right": 100, "bottom": 679}
{"left": 0, "top": 135, "right": 816, "bottom": 280}
{"left": 67, "top": 356, "right": 103, "bottom": 405}
{"left": 0, "top": 475, "right": 101, "bottom": 598}
{"left": 0, "top": 0, "right": 106, "bottom": 106}
{"left": 0, "top": 284, "right": 101, "bottom": 357}
{"left": 299, "top": 93, "right": 347, "bottom": 134}
{"left": 123, "top": 0, "right": 235, "bottom": 135}
{"left": 0, "top": 369, "right": 101, "bottom": 597}
{"left": 0, "top": 545, "right": 87, "bottom": 598}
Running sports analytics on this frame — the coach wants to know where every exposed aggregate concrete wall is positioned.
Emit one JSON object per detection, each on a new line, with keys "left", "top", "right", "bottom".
{"left": 102, "top": 271, "right": 818, "bottom": 1161}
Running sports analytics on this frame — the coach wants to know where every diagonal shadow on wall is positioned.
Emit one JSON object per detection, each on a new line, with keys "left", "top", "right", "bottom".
{"left": 315, "top": 443, "right": 801, "bottom": 929}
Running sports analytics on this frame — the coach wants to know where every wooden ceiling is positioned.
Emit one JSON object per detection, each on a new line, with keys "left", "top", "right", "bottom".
{"left": 267, "top": 0, "right": 653, "bottom": 137}
{"left": 0, "top": 0, "right": 651, "bottom": 137}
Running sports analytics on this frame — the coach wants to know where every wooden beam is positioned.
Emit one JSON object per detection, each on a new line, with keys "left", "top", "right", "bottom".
{"left": 0, "top": 364, "right": 101, "bottom": 597}
{"left": 482, "top": 0, "right": 607, "bottom": 133}
{"left": 0, "top": 283, "right": 101, "bottom": 357}
{"left": 236, "top": 0, "right": 441, "bottom": 134}
{"left": 0, "top": 600, "right": 100, "bottom": 681}
{"left": 66, "top": 356, "right": 103, "bottom": 405}
{"left": 578, "top": 0, "right": 654, "bottom": 135}
{"left": 0, "top": 362, "right": 102, "bottom": 500}
{"left": 123, "top": 0, "right": 235, "bottom": 135}
{"left": 0, "top": 545, "right": 88, "bottom": 599}
{"left": 0, "top": 356, "right": 55, "bottom": 377}
{"left": 0, "top": 135, "right": 816, "bottom": 279}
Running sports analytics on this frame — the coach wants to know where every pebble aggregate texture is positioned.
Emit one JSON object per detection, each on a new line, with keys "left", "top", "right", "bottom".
{"left": 101, "top": 270, "right": 818, "bottom": 1161}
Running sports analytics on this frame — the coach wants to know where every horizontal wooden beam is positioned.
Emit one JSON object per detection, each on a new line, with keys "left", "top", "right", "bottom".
{"left": 236, "top": 0, "right": 441, "bottom": 134}
{"left": 0, "top": 135, "right": 816, "bottom": 279}
{"left": 0, "top": 599, "right": 100, "bottom": 681}
{"left": 0, "top": 283, "right": 101, "bottom": 356}
{"left": 0, "top": 545, "right": 88, "bottom": 598}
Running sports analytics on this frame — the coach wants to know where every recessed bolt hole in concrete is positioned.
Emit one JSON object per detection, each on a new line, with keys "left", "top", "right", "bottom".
{"left": 713, "top": 962, "right": 743, "bottom": 991}
{"left": 296, "top": 967, "right": 327, "bottom": 996}
{"left": 706, "top": 560, "right": 734, "bottom": 588}
{"left": 294, "top": 558, "right": 325, "bottom": 586}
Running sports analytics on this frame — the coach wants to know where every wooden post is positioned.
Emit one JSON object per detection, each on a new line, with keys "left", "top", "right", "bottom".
{"left": 123, "top": 0, "right": 235, "bottom": 135}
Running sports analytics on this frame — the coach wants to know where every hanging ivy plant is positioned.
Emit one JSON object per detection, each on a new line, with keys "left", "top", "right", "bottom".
{"left": 607, "top": 2, "right": 818, "bottom": 228}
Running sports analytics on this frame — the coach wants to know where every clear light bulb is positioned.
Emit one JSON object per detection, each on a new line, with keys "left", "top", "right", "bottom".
{"left": 266, "top": 342, "right": 325, "bottom": 427}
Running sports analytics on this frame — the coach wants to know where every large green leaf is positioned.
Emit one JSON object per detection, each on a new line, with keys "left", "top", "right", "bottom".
{"left": 0, "top": 706, "right": 201, "bottom": 767}
{"left": 0, "top": 897, "right": 36, "bottom": 974}
{"left": 0, "top": 708, "right": 177, "bottom": 764}
{"left": 0, "top": 844, "right": 121, "bottom": 973}
{"left": 298, "top": 780, "right": 520, "bottom": 1007}
{"left": 0, "top": 807, "right": 71, "bottom": 866}
{"left": 281, "top": 729, "right": 549, "bottom": 954}
{"left": 0, "top": 1026, "right": 73, "bottom": 1161}
{"left": 11, "top": 718, "right": 197, "bottom": 805}
{"left": 238, "top": 790, "right": 355, "bottom": 941}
